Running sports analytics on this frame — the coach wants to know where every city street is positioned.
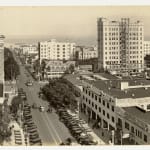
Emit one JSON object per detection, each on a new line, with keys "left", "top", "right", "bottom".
{"left": 14, "top": 53, "right": 73, "bottom": 145}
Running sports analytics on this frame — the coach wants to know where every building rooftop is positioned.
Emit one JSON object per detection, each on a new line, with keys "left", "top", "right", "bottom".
{"left": 123, "top": 107, "right": 150, "bottom": 125}
{"left": 87, "top": 79, "right": 150, "bottom": 99}
{"left": 65, "top": 73, "right": 150, "bottom": 99}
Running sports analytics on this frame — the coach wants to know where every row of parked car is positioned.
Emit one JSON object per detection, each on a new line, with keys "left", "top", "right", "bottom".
{"left": 57, "top": 107, "right": 98, "bottom": 145}
{"left": 23, "top": 102, "right": 42, "bottom": 146}
{"left": 18, "top": 88, "right": 42, "bottom": 146}
{"left": 18, "top": 88, "right": 27, "bottom": 101}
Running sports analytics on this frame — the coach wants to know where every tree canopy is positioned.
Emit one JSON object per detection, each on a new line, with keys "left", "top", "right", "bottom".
{"left": 4, "top": 48, "right": 20, "bottom": 80}
{"left": 42, "top": 78, "right": 78, "bottom": 110}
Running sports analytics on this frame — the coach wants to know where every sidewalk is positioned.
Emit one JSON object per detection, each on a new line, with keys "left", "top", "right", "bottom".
{"left": 80, "top": 112, "right": 112, "bottom": 145}
{"left": 3, "top": 121, "right": 29, "bottom": 146}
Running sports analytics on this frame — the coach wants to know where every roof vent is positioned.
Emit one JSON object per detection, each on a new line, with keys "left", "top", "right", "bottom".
{"left": 132, "top": 93, "right": 135, "bottom": 97}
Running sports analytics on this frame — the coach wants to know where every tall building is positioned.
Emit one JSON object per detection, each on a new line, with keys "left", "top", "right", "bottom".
{"left": 144, "top": 41, "right": 150, "bottom": 56}
{"left": 0, "top": 35, "right": 5, "bottom": 103}
{"left": 97, "top": 18, "right": 144, "bottom": 75}
{"left": 38, "top": 39, "right": 76, "bottom": 64}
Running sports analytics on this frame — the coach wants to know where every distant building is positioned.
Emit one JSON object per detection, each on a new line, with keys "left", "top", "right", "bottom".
{"left": 38, "top": 39, "right": 76, "bottom": 64}
{"left": 144, "top": 41, "right": 150, "bottom": 56}
{"left": 97, "top": 18, "right": 144, "bottom": 75}
{"left": 22, "top": 45, "right": 38, "bottom": 55}
{"left": 43, "top": 60, "right": 75, "bottom": 79}
{"left": 75, "top": 46, "right": 98, "bottom": 60}
{"left": 0, "top": 35, "right": 5, "bottom": 104}
{"left": 78, "top": 65, "right": 93, "bottom": 71}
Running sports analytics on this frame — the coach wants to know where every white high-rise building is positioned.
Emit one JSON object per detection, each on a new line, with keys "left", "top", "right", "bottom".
{"left": 0, "top": 35, "right": 5, "bottom": 103}
{"left": 97, "top": 18, "right": 144, "bottom": 75}
{"left": 144, "top": 41, "right": 150, "bottom": 56}
{"left": 38, "top": 39, "right": 76, "bottom": 64}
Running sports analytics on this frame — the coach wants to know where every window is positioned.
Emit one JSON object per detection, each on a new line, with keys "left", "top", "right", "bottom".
{"left": 103, "top": 100, "right": 105, "bottom": 106}
{"left": 89, "top": 100, "right": 91, "bottom": 104}
{"left": 85, "top": 90, "right": 87, "bottom": 94}
{"left": 83, "top": 87, "right": 85, "bottom": 92}
{"left": 112, "top": 116, "right": 114, "bottom": 122}
{"left": 95, "top": 95, "right": 97, "bottom": 101}
{"left": 131, "top": 126, "right": 134, "bottom": 133}
{"left": 125, "top": 122, "right": 129, "bottom": 130}
{"left": 99, "top": 97, "right": 101, "bottom": 103}
{"left": 88, "top": 91, "right": 91, "bottom": 96}
{"left": 144, "top": 135, "right": 147, "bottom": 142}
{"left": 135, "top": 129, "right": 138, "bottom": 136}
{"left": 107, "top": 113, "right": 110, "bottom": 119}
{"left": 99, "top": 107, "right": 101, "bottom": 112}
{"left": 103, "top": 110, "right": 105, "bottom": 116}
{"left": 95, "top": 104, "right": 97, "bottom": 110}
{"left": 107, "top": 103, "right": 109, "bottom": 109}
{"left": 112, "top": 106, "right": 114, "bottom": 112}
{"left": 138, "top": 131, "right": 142, "bottom": 139}
{"left": 92, "top": 102, "right": 94, "bottom": 107}
{"left": 86, "top": 98, "right": 87, "bottom": 102}
{"left": 92, "top": 93, "right": 94, "bottom": 98}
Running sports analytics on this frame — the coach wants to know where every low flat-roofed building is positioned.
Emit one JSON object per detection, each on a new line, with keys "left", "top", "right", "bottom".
{"left": 116, "top": 106, "right": 150, "bottom": 144}
{"left": 64, "top": 72, "right": 150, "bottom": 144}
{"left": 70, "top": 73, "right": 150, "bottom": 144}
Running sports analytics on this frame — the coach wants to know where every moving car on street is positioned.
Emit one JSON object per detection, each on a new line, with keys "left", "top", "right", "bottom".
{"left": 39, "top": 106, "right": 45, "bottom": 112}
{"left": 26, "top": 80, "right": 33, "bottom": 86}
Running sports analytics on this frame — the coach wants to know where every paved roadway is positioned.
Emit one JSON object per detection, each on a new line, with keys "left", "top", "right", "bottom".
{"left": 13, "top": 53, "right": 73, "bottom": 146}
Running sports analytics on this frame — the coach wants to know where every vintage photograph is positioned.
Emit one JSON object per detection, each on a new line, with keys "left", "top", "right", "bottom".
{"left": 0, "top": 6, "right": 150, "bottom": 146}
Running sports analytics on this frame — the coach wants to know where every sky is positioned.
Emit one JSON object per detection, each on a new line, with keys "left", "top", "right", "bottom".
{"left": 1, "top": 6, "right": 150, "bottom": 45}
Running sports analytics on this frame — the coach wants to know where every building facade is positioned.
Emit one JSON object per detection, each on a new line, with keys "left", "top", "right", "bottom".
{"left": 75, "top": 46, "right": 98, "bottom": 60}
{"left": 22, "top": 45, "right": 38, "bottom": 55}
{"left": 44, "top": 60, "right": 75, "bottom": 79}
{"left": 77, "top": 73, "right": 150, "bottom": 144}
{"left": 0, "top": 35, "right": 5, "bottom": 103}
{"left": 144, "top": 41, "right": 150, "bottom": 56}
{"left": 97, "top": 18, "right": 144, "bottom": 75}
{"left": 38, "top": 39, "right": 76, "bottom": 64}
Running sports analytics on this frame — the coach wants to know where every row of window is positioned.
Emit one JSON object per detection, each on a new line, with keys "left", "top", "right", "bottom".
{"left": 82, "top": 93, "right": 115, "bottom": 112}
{"left": 125, "top": 122, "right": 147, "bottom": 142}
{"left": 105, "top": 47, "right": 119, "bottom": 50}
{"left": 105, "top": 60, "right": 143, "bottom": 65}
{"left": 104, "top": 27, "right": 143, "bottom": 32}
{"left": 130, "top": 56, "right": 143, "bottom": 59}
{"left": 105, "top": 56, "right": 119, "bottom": 60}
{"left": 105, "top": 52, "right": 119, "bottom": 55}
{"left": 83, "top": 101, "right": 115, "bottom": 123}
